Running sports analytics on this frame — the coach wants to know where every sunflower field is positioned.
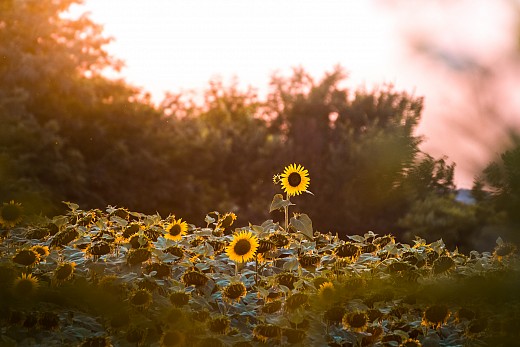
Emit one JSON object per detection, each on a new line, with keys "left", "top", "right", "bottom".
{"left": 0, "top": 166, "right": 519, "bottom": 347}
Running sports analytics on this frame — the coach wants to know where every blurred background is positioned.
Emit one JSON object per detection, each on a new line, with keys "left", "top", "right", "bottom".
{"left": 1, "top": 0, "right": 519, "bottom": 251}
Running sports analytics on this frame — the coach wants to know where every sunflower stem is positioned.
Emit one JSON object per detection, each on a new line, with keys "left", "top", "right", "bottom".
{"left": 284, "top": 194, "right": 290, "bottom": 232}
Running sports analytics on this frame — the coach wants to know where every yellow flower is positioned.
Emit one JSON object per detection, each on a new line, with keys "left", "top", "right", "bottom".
{"left": 317, "top": 282, "right": 335, "bottom": 301}
{"left": 226, "top": 231, "right": 259, "bottom": 263}
{"left": 279, "top": 164, "right": 310, "bottom": 197}
{"left": 164, "top": 218, "right": 188, "bottom": 241}
{"left": 0, "top": 201, "right": 23, "bottom": 228}
{"left": 13, "top": 273, "right": 39, "bottom": 296}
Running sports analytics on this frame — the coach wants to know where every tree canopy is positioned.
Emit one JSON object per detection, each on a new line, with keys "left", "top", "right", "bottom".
{"left": 1, "top": 0, "right": 497, "bottom": 248}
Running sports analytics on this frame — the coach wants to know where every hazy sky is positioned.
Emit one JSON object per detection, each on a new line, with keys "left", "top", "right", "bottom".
{"left": 71, "top": 0, "right": 519, "bottom": 188}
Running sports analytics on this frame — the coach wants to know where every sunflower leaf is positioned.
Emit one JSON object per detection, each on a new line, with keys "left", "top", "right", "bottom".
{"left": 270, "top": 194, "right": 294, "bottom": 212}
{"left": 290, "top": 213, "right": 313, "bottom": 240}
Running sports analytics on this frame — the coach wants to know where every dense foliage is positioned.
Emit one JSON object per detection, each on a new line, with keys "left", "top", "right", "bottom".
{"left": 1, "top": 0, "right": 481, "bottom": 246}
{"left": 0, "top": 204, "right": 518, "bottom": 346}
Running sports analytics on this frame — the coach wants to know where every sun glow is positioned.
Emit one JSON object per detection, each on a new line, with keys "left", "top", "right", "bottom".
{"left": 69, "top": 0, "right": 397, "bottom": 101}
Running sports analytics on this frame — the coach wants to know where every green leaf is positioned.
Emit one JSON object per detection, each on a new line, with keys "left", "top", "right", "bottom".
{"left": 270, "top": 194, "right": 294, "bottom": 212}
{"left": 290, "top": 213, "right": 313, "bottom": 240}
{"left": 63, "top": 201, "right": 79, "bottom": 211}
{"left": 283, "top": 257, "right": 299, "bottom": 271}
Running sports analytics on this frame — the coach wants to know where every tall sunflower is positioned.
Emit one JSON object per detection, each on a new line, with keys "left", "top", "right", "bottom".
{"left": 0, "top": 201, "right": 23, "bottom": 228}
{"left": 226, "top": 231, "right": 258, "bottom": 263}
{"left": 164, "top": 219, "right": 188, "bottom": 241}
{"left": 279, "top": 164, "right": 310, "bottom": 197}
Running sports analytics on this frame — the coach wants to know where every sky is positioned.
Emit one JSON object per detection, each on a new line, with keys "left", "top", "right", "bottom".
{"left": 70, "top": 0, "right": 520, "bottom": 188}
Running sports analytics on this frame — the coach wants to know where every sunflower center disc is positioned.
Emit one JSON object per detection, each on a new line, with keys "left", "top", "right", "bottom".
{"left": 234, "top": 239, "right": 252, "bottom": 256}
{"left": 288, "top": 172, "right": 302, "bottom": 187}
{"left": 2, "top": 205, "right": 21, "bottom": 220}
{"left": 169, "top": 224, "right": 181, "bottom": 236}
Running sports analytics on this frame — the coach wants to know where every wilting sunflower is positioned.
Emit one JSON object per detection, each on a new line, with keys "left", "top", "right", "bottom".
{"left": 130, "top": 289, "right": 153, "bottom": 310}
{"left": 253, "top": 324, "right": 282, "bottom": 343}
{"left": 279, "top": 164, "right": 310, "bottom": 197}
{"left": 422, "top": 304, "right": 450, "bottom": 328}
{"left": 222, "top": 282, "right": 247, "bottom": 302}
{"left": 12, "top": 249, "right": 40, "bottom": 267}
{"left": 226, "top": 231, "right": 258, "bottom": 263}
{"left": 164, "top": 219, "right": 188, "bottom": 241}
{"left": 54, "top": 262, "right": 76, "bottom": 282}
{"left": 342, "top": 310, "right": 368, "bottom": 332}
{"left": 217, "top": 212, "right": 237, "bottom": 232}
{"left": 30, "top": 245, "right": 50, "bottom": 258}
{"left": 13, "top": 273, "right": 39, "bottom": 296}
{"left": 0, "top": 201, "right": 23, "bottom": 228}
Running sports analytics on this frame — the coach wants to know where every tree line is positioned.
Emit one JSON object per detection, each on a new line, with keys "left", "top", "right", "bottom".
{"left": 1, "top": 0, "right": 518, "bottom": 251}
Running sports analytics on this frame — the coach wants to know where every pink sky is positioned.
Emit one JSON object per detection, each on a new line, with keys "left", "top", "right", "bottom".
{"left": 71, "top": 0, "right": 520, "bottom": 188}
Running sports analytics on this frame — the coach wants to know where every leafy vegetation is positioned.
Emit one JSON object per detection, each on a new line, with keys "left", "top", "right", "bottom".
{"left": 0, "top": 198, "right": 518, "bottom": 346}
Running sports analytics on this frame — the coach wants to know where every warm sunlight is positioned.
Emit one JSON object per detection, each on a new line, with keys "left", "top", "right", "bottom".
{"left": 70, "top": 0, "right": 400, "bottom": 99}
{"left": 68, "top": 0, "right": 518, "bottom": 188}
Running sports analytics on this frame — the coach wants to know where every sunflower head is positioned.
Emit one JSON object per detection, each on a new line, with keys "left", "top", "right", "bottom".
{"left": 30, "top": 245, "right": 50, "bottom": 258}
{"left": 342, "top": 310, "right": 368, "bottom": 332}
{"left": 126, "top": 325, "right": 147, "bottom": 344}
{"left": 222, "top": 282, "right": 247, "bottom": 302}
{"left": 127, "top": 248, "right": 152, "bottom": 266}
{"left": 494, "top": 242, "right": 517, "bottom": 261}
{"left": 226, "top": 230, "right": 259, "bottom": 263}
{"left": 432, "top": 256, "right": 456, "bottom": 274}
{"left": 12, "top": 249, "right": 40, "bottom": 267}
{"left": 422, "top": 304, "right": 450, "bottom": 328}
{"left": 253, "top": 324, "right": 282, "bottom": 343}
{"left": 13, "top": 273, "right": 39, "bottom": 296}
{"left": 39, "top": 311, "right": 60, "bottom": 330}
{"left": 317, "top": 282, "right": 336, "bottom": 301}
{"left": 262, "top": 300, "right": 282, "bottom": 314}
{"left": 217, "top": 212, "right": 237, "bottom": 232}
{"left": 208, "top": 315, "right": 230, "bottom": 334}
{"left": 279, "top": 164, "right": 310, "bottom": 197}
{"left": 88, "top": 241, "right": 112, "bottom": 256}
{"left": 130, "top": 289, "right": 153, "bottom": 310}
{"left": 164, "top": 245, "right": 184, "bottom": 259}
{"left": 54, "top": 262, "right": 76, "bottom": 282}
{"left": 0, "top": 200, "right": 23, "bottom": 228}
{"left": 283, "top": 328, "right": 306, "bottom": 344}
{"left": 181, "top": 270, "right": 209, "bottom": 287}
{"left": 169, "top": 291, "right": 190, "bottom": 307}
{"left": 165, "top": 219, "right": 188, "bottom": 241}
{"left": 285, "top": 292, "right": 309, "bottom": 311}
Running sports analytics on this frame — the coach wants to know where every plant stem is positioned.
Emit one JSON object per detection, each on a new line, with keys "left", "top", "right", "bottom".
{"left": 284, "top": 193, "right": 290, "bottom": 232}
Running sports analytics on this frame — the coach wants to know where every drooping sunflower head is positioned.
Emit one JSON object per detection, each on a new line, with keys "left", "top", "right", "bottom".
{"left": 54, "top": 262, "right": 76, "bottom": 282}
{"left": 342, "top": 310, "right": 368, "bottom": 332}
{"left": 222, "top": 282, "right": 247, "bottom": 302}
{"left": 208, "top": 315, "right": 230, "bottom": 334}
{"left": 12, "top": 249, "right": 40, "bottom": 267}
{"left": 169, "top": 291, "right": 190, "bottom": 307}
{"left": 30, "top": 245, "right": 50, "bottom": 258}
{"left": 0, "top": 201, "right": 23, "bottom": 228}
{"left": 279, "top": 164, "right": 310, "bottom": 197}
{"left": 253, "top": 324, "right": 282, "bottom": 343}
{"left": 164, "top": 219, "right": 188, "bottom": 241}
{"left": 226, "top": 231, "right": 259, "bottom": 263}
{"left": 217, "top": 212, "right": 237, "bottom": 231}
{"left": 130, "top": 289, "right": 153, "bottom": 310}
{"left": 13, "top": 273, "right": 39, "bottom": 296}
{"left": 422, "top": 304, "right": 450, "bottom": 328}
